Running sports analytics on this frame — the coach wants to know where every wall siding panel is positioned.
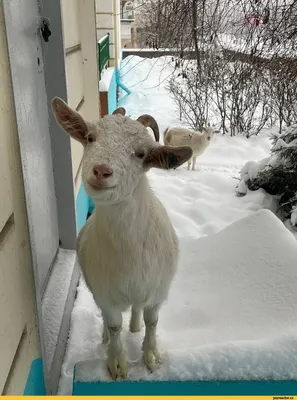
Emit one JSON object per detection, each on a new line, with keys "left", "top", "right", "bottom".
{"left": 0, "top": 2, "right": 40, "bottom": 393}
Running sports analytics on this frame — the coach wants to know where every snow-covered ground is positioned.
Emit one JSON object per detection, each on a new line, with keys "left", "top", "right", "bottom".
{"left": 73, "top": 209, "right": 297, "bottom": 384}
{"left": 58, "top": 56, "right": 296, "bottom": 394}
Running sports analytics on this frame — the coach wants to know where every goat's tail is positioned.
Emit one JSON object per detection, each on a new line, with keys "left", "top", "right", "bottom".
{"left": 163, "top": 127, "right": 170, "bottom": 143}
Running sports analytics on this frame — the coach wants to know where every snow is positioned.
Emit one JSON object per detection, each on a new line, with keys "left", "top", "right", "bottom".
{"left": 75, "top": 330, "right": 297, "bottom": 382}
{"left": 99, "top": 67, "right": 115, "bottom": 92}
{"left": 238, "top": 156, "right": 272, "bottom": 191}
{"left": 237, "top": 152, "right": 284, "bottom": 196}
{"left": 75, "top": 331, "right": 297, "bottom": 382}
{"left": 42, "top": 249, "right": 76, "bottom": 373}
{"left": 68, "top": 210, "right": 297, "bottom": 386}
{"left": 273, "top": 138, "right": 297, "bottom": 151}
{"left": 58, "top": 56, "right": 297, "bottom": 394}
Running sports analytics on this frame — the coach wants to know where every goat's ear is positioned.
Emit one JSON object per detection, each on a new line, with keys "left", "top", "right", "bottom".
{"left": 51, "top": 97, "right": 88, "bottom": 145}
{"left": 144, "top": 145, "right": 193, "bottom": 170}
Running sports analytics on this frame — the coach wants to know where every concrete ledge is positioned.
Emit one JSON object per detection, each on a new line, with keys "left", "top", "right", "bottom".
{"left": 42, "top": 249, "right": 80, "bottom": 394}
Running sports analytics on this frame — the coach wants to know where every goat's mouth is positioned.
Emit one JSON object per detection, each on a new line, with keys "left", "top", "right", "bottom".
{"left": 87, "top": 180, "right": 115, "bottom": 191}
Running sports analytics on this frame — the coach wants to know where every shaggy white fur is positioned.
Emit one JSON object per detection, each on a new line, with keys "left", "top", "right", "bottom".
{"left": 51, "top": 97, "right": 192, "bottom": 380}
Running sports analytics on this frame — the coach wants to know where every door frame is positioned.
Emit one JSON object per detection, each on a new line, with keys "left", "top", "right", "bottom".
{"left": 3, "top": 0, "right": 80, "bottom": 394}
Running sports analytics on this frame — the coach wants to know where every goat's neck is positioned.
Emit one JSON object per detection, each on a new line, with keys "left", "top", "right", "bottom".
{"left": 93, "top": 175, "right": 152, "bottom": 238}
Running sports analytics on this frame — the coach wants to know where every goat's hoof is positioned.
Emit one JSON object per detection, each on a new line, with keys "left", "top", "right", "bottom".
{"left": 107, "top": 354, "right": 128, "bottom": 380}
{"left": 143, "top": 347, "right": 161, "bottom": 372}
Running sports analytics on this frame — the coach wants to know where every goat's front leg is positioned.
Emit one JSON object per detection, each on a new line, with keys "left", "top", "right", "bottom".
{"left": 103, "top": 309, "right": 128, "bottom": 380}
{"left": 187, "top": 158, "right": 191, "bottom": 170}
{"left": 102, "top": 316, "right": 110, "bottom": 344}
{"left": 142, "top": 305, "right": 161, "bottom": 372}
{"left": 129, "top": 307, "right": 142, "bottom": 332}
{"left": 191, "top": 156, "right": 197, "bottom": 171}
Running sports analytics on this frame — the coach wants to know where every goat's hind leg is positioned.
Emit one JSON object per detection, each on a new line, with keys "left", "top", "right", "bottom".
{"left": 192, "top": 156, "right": 197, "bottom": 171}
{"left": 129, "top": 307, "right": 142, "bottom": 332}
{"left": 102, "top": 316, "right": 110, "bottom": 344}
{"left": 142, "top": 305, "right": 161, "bottom": 372}
{"left": 103, "top": 309, "right": 128, "bottom": 380}
{"left": 187, "top": 158, "right": 191, "bottom": 170}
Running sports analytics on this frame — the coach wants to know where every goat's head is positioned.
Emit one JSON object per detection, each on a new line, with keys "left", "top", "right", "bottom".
{"left": 202, "top": 126, "right": 219, "bottom": 141}
{"left": 52, "top": 97, "right": 192, "bottom": 204}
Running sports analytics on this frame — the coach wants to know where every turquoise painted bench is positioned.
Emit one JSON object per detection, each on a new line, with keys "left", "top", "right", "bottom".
{"left": 72, "top": 379, "right": 297, "bottom": 396}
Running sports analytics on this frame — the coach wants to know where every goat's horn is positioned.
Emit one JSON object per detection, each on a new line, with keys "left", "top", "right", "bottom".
{"left": 112, "top": 107, "right": 126, "bottom": 116}
{"left": 137, "top": 114, "right": 160, "bottom": 142}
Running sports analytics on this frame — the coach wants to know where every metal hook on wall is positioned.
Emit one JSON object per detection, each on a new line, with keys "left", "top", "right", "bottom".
{"left": 38, "top": 16, "right": 51, "bottom": 42}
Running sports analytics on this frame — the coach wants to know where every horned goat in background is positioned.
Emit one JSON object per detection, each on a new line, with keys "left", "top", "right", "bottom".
{"left": 51, "top": 97, "right": 192, "bottom": 380}
{"left": 164, "top": 126, "right": 217, "bottom": 170}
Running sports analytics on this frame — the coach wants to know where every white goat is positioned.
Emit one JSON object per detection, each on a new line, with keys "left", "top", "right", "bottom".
{"left": 51, "top": 98, "right": 192, "bottom": 380}
{"left": 163, "top": 126, "right": 216, "bottom": 171}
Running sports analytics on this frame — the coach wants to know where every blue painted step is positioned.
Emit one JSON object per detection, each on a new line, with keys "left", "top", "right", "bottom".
{"left": 72, "top": 378, "right": 297, "bottom": 396}
{"left": 24, "top": 358, "right": 46, "bottom": 395}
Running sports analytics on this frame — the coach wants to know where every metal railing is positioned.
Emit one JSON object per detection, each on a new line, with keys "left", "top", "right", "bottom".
{"left": 98, "top": 34, "right": 110, "bottom": 80}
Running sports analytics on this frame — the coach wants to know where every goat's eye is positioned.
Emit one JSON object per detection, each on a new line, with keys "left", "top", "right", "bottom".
{"left": 135, "top": 150, "right": 145, "bottom": 159}
{"left": 87, "top": 135, "right": 94, "bottom": 143}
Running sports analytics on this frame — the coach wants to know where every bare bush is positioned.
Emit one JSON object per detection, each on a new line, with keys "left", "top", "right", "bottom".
{"left": 134, "top": 0, "right": 297, "bottom": 136}
{"left": 168, "top": 61, "right": 210, "bottom": 130}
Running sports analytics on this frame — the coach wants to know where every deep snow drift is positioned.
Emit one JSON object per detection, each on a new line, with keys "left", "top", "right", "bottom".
{"left": 74, "top": 210, "right": 297, "bottom": 383}
{"left": 58, "top": 57, "right": 296, "bottom": 394}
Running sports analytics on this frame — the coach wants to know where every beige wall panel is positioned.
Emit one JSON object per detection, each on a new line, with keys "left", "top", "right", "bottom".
{"left": 0, "top": 127, "right": 13, "bottom": 233}
{"left": 65, "top": 51, "right": 84, "bottom": 110}
{"left": 61, "top": 0, "right": 80, "bottom": 49}
{"left": 109, "top": 43, "right": 115, "bottom": 59}
{"left": 78, "top": 0, "right": 100, "bottom": 122}
{"left": 67, "top": 0, "right": 100, "bottom": 185}
{"left": 97, "top": 14, "right": 114, "bottom": 29}
{"left": 96, "top": 0, "right": 112, "bottom": 13}
{"left": 0, "top": 226, "right": 26, "bottom": 393}
{"left": 0, "top": 4, "right": 40, "bottom": 394}
{"left": 97, "top": 28, "right": 114, "bottom": 43}
{"left": 114, "top": 0, "right": 121, "bottom": 67}
{"left": 3, "top": 330, "right": 38, "bottom": 395}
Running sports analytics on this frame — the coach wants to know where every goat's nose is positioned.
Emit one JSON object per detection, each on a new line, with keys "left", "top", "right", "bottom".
{"left": 93, "top": 164, "right": 113, "bottom": 180}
